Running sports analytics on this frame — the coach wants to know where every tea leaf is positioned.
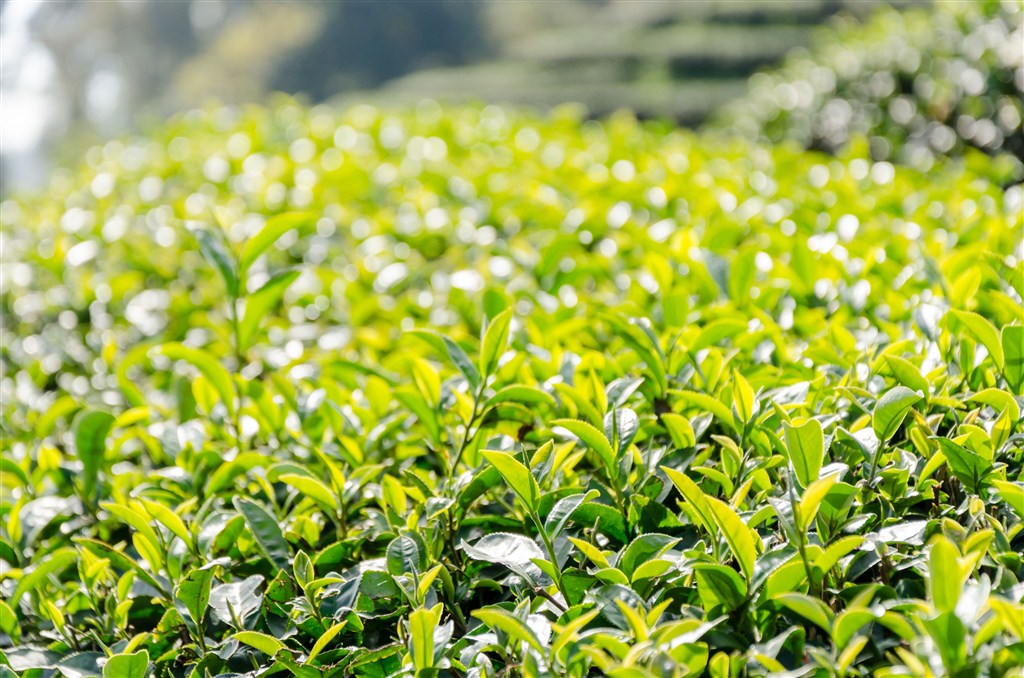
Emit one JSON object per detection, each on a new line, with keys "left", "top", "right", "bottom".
{"left": 233, "top": 498, "right": 291, "bottom": 571}
{"left": 706, "top": 497, "right": 759, "bottom": 582}
{"left": 481, "top": 450, "right": 540, "bottom": 513}
{"left": 239, "top": 270, "right": 301, "bottom": 352}
{"left": 872, "top": 386, "right": 922, "bottom": 442}
{"left": 484, "top": 385, "right": 556, "bottom": 410}
{"left": 783, "top": 418, "right": 824, "bottom": 488}
{"left": 992, "top": 481, "right": 1024, "bottom": 519}
{"left": 159, "top": 343, "right": 236, "bottom": 415}
{"left": 947, "top": 310, "right": 1003, "bottom": 369}
{"left": 928, "top": 536, "right": 963, "bottom": 613}
{"left": 662, "top": 466, "right": 716, "bottom": 536}
{"left": 102, "top": 650, "right": 149, "bottom": 678}
{"left": 239, "top": 212, "right": 313, "bottom": 276}
{"left": 194, "top": 227, "right": 238, "bottom": 298}
{"left": 386, "top": 535, "right": 421, "bottom": 577}
{"left": 774, "top": 593, "right": 833, "bottom": 631}
{"left": 72, "top": 409, "right": 114, "bottom": 502}
{"left": 234, "top": 631, "right": 286, "bottom": 656}
{"left": 933, "top": 437, "right": 992, "bottom": 495}
{"left": 176, "top": 567, "right": 215, "bottom": 625}
{"left": 472, "top": 607, "right": 543, "bottom": 652}
{"left": 480, "top": 308, "right": 513, "bottom": 377}
{"left": 544, "top": 490, "right": 597, "bottom": 539}
{"left": 553, "top": 419, "right": 617, "bottom": 478}
{"left": 1002, "top": 325, "right": 1024, "bottom": 394}
{"left": 408, "top": 604, "right": 442, "bottom": 672}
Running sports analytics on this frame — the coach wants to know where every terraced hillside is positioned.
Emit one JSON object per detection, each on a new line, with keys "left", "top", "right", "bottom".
{"left": 364, "top": 0, "right": 914, "bottom": 122}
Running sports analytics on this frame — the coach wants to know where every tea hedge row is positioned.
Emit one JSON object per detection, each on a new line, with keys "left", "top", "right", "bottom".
{"left": 719, "top": 0, "right": 1024, "bottom": 169}
{"left": 1, "top": 102, "right": 1023, "bottom": 677}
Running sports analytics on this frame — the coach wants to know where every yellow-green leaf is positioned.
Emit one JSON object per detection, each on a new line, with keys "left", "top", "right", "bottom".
{"left": 706, "top": 496, "right": 759, "bottom": 582}
{"left": 661, "top": 413, "right": 696, "bottom": 448}
{"left": 774, "top": 592, "right": 833, "bottom": 631}
{"left": 480, "top": 307, "right": 513, "bottom": 377}
{"left": 234, "top": 631, "right": 286, "bottom": 656}
{"left": 553, "top": 419, "right": 616, "bottom": 477}
{"left": 280, "top": 473, "right": 340, "bottom": 512}
{"left": 481, "top": 450, "right": 540, "bottom": 513}
{"left": 993, "top": 481, "right": 1024, "bottom": 519}
{"left": 797, "top": 472, "right": 841, "bottom": 531}
{"left": 158, "top": 343, "right": 236, "bottom": 415}
{"left": 239, "top": 212, "right": 313, "bottom": 275}
{"left": 139, "top": 498, "right": 192, "bottom": 547}
{"left": 783, "top": 418, "right": 824, "bottom": 488}
{"left": 947, "top": 310, "right": 1003, "bottom": 369}
{"left": 872, "top": 386, "right": 922, "bottom": 442}
{"left": 928, "top": 536, "right": 963, "bottom": 613}
{"left": 472, "top": 606, "right": 543, "bottom": 652}
{"left": 306, "top": 621, "right": 346, "bottom": 664}
{"left": 662, "top": 466, "right": 716, "bottom": 537}
{"left": 408, "top": 604, "right": 442, "bottom": 672}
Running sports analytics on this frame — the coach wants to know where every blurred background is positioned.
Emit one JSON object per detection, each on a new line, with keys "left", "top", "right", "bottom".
{"left": 1, "top": 0, "right": 915, "bottom": 195}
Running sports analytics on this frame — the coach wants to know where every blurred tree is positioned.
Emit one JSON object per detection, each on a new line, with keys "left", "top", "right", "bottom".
{"left": 174, "top": 3, "right": 323, "bottom": 105}
{"left": 270, "top": 0, "right": 488, "bottom": 97}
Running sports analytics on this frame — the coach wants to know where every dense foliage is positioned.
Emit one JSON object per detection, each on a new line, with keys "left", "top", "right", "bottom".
{"left": 719, "top": 0, "right": 1024, "bottom": 168}
{"left": 2, "top": 101, "right": 1023, "bottom": 677}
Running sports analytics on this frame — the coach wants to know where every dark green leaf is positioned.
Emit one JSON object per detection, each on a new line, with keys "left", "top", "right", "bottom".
{"left": 176, "top": 565, "right": 215, "bottom": 625}
{"left": 1002, "top": 325, "right": 1024, "bottom": 394}
{"left": 933, "top": 437, "right": 993, "bottom": 495}
{"left": 233, "top": 497, "right": 291, "bottom": 571}
{"left": 386, "top": 535, "right": 421, "bottom": 577}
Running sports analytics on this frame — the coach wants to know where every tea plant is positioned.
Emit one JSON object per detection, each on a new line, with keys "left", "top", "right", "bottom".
{"left": 1, "top": 101, "right": 1022, "bottom": 677}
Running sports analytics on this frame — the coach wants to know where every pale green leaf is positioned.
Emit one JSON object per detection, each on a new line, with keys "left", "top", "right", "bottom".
{"left": 783, "top": 418, "right": 824, "bottom": 488}
{"left": 706, "top": 496, "right": 759, "bottom": 582}
{"left": 239, "top": 270, "right": 300, "bottom": 352}
{"left": 233, "top": 631, "right": 286, "bottom": 656}
{"left": 480, "top": 307, "right": 513, "bottom": 377}
{"left": 928, "top": 536, "right": 963, "bottom": 613}
{"left": 472, "top": 606, "right": 543, "bottom": 652}
{"left": 158, "top": 343, "right": 236, "bottom": 415}
{"left": 553, "top": 418, "right": 616, "bottom": 478}
{"left": 481, "top": 450, "right": 540, "bottom": 513}
{"left": 872, "top": 386, "right": 922, "bottom": 442}
{"left": 102, "top": 650, "right": 149, "bottom": 678}
{"left": 239, "top": 212, "right": 313, "bottom": 276}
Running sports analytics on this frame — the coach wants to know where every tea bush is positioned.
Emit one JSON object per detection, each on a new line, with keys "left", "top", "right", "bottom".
{"left": 719, "top": 0, "right": 1024, "bottom": 169}
{"left": 1, "top": 100, "right": 1023, "bottom": 677}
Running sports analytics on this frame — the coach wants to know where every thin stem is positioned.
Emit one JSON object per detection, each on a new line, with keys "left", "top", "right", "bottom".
{"left": 534, "top": 586, "right": 567, "bottom": 613}
{"left": 229, "top": 295, "right": 245, "bottom": 452}
{"left": 445, "top": 381, "right": 488, "bottom": 569}
{"left": 789, "top": 473, "right": 817, "bottom": 596}
{"left": 449, "top": 380, "right": 487, "bottom": 476}
{"left": 195, "top": 620, "right": 208, "bottom": 652}
{"left": 529, "top": 511, "right": 569, "bottom": 605}
{"left": 446, "top": 510, "right": 463, "bottom": 570}
{"left": 613, "top": 485, "right": 632, "bottom": 542}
